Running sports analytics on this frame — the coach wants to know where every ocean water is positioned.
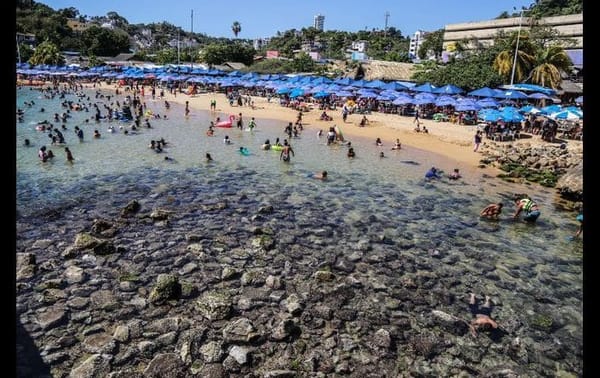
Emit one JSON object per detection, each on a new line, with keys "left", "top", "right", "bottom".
{"left": 16, "top": 85, "right": 583, "bottom": 374}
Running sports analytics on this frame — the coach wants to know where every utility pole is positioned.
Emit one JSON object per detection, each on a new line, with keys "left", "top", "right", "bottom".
{"left": 177, "top": 30, "right": 180, "bottom": 65}
{"left": 510, "top": 8, "right": 524, "bottom": 86}
{"left": 16, "top": 35, "right": 21, "bottom": 64}
{"left": 190, "top": 9, "right": 194, "bottom": 70}
{"left": 384, "top": 11, "right": 390, "bottom": 37}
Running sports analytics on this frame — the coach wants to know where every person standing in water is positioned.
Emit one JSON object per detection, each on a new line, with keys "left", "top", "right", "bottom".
{"left": 280, "top": 144, "right": 295, "bottom": 162}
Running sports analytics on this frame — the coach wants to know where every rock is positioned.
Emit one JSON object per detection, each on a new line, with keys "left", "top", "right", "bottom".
{"left": 69, "top": 354, "right": 112, "bottom": 378}
{"left": 149, "top": 274, "right": 181, "bottom": 304}
{"left": 143, "top": 353, "right": 187, "bottom": 378}
{"left": 196, "top": 291, "right": 232, "bottom": 320}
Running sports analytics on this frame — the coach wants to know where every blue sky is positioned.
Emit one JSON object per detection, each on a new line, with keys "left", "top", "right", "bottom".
{"left": 41, "top": 0, "right": 533, "bottom": 39}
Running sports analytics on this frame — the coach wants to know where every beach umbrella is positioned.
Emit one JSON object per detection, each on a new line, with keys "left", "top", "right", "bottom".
{"left": 540, "top": 104, "right": 562, "bottom": 114}
{"left": 550, "top": 110, "right": 582, "bottom": 120}
{"left": 333, "top": 90, "right": 354, "bottom": 97}
{"left": 476, "top": 98, "right": 500, "bottom": 108}
{"left": 575, "top": 96, "right": 583, "bottom": 104}
{"left": 333, "top": 77, "right": 352, "bottom": 85}
{"left": 313, "top": 91, "right": 331, "bottom": 98}
{"left": 519, "top": 105, "right": 541, "bottom": 114}
{"left": 468, "top": 87, "right": 502, "bottom": 98}
{"left": 498, "top": 90, "right": 529, "bottom": 99}
{"left": 433, "top": 84, "right": 464, "bottom": 94}
{"left": 364, "top": 80, "right": 387, "bottom": 89}
{"left": 434, "top": 96, "right": 457, "bottom": 107}
{"left": 502, "top": 83, "right": 556, "bottom": 96}
{"left": 412, "top": 82, "right": 437, "bottom": 93}
{"left": 528, "top": 92, "right": 552, "bottom": 100}
{"left": 381, "top": 81, "right": 409, "bottom": 91}
{"left": 392, "top": 95, "right": 414, "bottom": 105}
{"left": 478, "top": 109, "right": 503, "bottom": 122}
{"left": 289, "top": 88, "right": 305, "bottom": 98}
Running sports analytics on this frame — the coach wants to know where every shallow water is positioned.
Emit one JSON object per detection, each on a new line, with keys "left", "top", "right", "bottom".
{"left": 16, "top": 85, "right": 583, "bottom": 374}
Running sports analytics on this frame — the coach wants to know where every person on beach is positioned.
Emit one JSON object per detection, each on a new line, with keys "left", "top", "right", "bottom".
{"left": 224, "top": 135, "right": 231, "bottom": 144}
{"left": 474, "top": 131, "right": 482, "bottom": 152}
{"left": 414, "top": 108, "right": 420, "bottom": 125}
{"left": 513, "top": 196, "right": 541, "bottom": 223}
{"left": 480, "top": 203, "right": 503, "bottom": 219}
{"left": 210, "top": 99, "right": 216, "bottom": 111}
{"left": 185, "top": 101, "right": 190, "bottom": 116}
{"left": 359, "top": 115, "right": 369, "bottom": 127}
{"left": 468, "top": 293, "right": 498, "bottom": 337}
{"left": 280, "top": 144, "right": 295, "bottom": 162}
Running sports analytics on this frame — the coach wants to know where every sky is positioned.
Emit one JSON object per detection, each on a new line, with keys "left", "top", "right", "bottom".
{"left": 40, "top": 0, "right": 534, "bottom": 39}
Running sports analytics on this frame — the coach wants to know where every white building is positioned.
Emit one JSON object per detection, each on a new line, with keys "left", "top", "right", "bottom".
{"left": 351, "top": 40, "right": 368, "bottom": 53}
{"left": 314, "top": 14, "right": 325, "bottom": 31}
{"left": 409, "top": 30, "right": 429, "bottom": 61}
{"left": 253, "top": 37, "right": 271, "bottom": 50}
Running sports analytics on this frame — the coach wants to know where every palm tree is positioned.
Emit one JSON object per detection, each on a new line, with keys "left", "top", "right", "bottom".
{"left": 493, "top": 31, "right": 536, "bottom": 83}
{"left": 528, "top": 45, "right": 572, "bottom": 88}
{"left": 231, "top": 21, "right": 241, "bottom": 38}
{"left": 29, "top": 40, "right": 65, "bottom": 66}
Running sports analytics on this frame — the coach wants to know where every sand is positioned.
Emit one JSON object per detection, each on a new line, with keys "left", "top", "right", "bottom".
{"left": 94, "top": 82, "right": 580, "bottom": 175}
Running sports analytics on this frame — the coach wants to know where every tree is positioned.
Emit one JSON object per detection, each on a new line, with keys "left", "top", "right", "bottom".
{"left": 231, "top": 21, "right": 241, "bottom": 38}
{"left": 492, "top": 30, "right": 536, "bottom": 83}
{"left": 528, "top": 45, "right": 572, "bottom": 88}
{"left": 81, "top": 26, "right": 131, "bottom": 56}
{"left": 418, "top": 29, "right": 444, "bottom": 60}
{"left": 29, "top": 40, "right": 65, "bottom": 65}
{"left": 291, "top": 52, "right": 315, "bottom": 72}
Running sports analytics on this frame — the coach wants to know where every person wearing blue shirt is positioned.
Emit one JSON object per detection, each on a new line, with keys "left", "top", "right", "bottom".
{"left": 425, "top": 167, "right": 442, "bottom": 179}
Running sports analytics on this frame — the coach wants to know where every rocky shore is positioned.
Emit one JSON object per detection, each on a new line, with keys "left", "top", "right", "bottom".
{"left": 16, "top": 169, "right": 583, "bottom": 377}
{"left": 478, "top": 139, "right": 583, "bottom": 207}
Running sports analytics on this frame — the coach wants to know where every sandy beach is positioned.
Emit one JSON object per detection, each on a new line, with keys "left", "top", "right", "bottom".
{"left": 95, "top": 82, "right": 503, "bottom": 171}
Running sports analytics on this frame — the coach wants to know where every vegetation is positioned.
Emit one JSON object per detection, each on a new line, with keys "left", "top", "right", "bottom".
{"left": 17, "top": 0, "right": 580, "bottom": 84}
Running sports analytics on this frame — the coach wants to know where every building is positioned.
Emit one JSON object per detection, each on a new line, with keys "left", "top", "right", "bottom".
{"left": 351, "top": 40, "right": 368, "bottom": 53}
{"left": 408, "top": 30, "right": 430, "bottom": 62}
{"left": 443, "top": 13, "right": 582, "bottom": 54}
{"left": 66, "top": 19, "right": 90, "bottom": 32}
{"left": 314, "top": 14, "right": 325, "bottom": 31}
{"left": 253, "top": 37, "right": 271, "bottom": 51}
{"left": 16, "top": 32, "right": 36, "bottom": 47}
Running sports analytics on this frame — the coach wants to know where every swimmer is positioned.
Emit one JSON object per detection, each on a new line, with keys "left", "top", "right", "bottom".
{"left": 480, "top": 203, "right": 503, "bottom": 219}
{"left": 311, "top": 171, "right": 328, "bottom": 180}
{"left": 206, "top": 153, "right": 213, "bottom": 162}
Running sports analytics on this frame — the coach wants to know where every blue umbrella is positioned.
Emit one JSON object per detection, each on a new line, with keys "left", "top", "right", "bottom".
{"left": 392, "top": 95, "right": 414, "bottom": 105}
{"left": 412, "top": 82, "right": 437, "bottom": 93}
{"left": 468, "top": 87, "right": 500, "bottom": 97}
{"left": 498, "top": 90, "right": 529, "bottom": 99}
{"left": 528, "top": 92, "right": 552, "bottom": 100}
{"left": 550, "top": 110, "right": 582, "bottom": 120}
{"left": 433, "top": 84, "right": 464, "bottom": 94}
{"left": 575, "top": 96, "right": 583, "bottom": 104}
{"left": 476, "top": 98, "right": 500, "bottom": 108}
{"left": 382, "top": 81, "right": 409, "bottom": 91}
{"left": 540, "top": 105, "right": 562, "bottom": 114}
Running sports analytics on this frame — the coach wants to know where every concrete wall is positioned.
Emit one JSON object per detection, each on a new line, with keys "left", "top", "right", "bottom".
{"left": 443, "top": 13, "right": 582, "bottom": 51}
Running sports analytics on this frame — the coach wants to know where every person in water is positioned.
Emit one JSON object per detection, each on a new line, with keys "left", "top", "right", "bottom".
{"left": 391, "top": 139, "right": 401, "bottom": 150}
{"left": 448, "top": 168, "right": 461, "bottom": 180}
{"left": 206, "top": 153, "right": 213, "bottom": 162}
{"left": 280, "top": 144, "right": 295, "bottom": 162}
{"left": 513, "top": 196, "right": 540, "bottom": 223}
{"left": 310, "top": 171, "right": 328, "bottom": 180}
{"left": 480, "top": 203, "right": 503, "bottom": 219}
{"left": 347, "top": 147, "right": 356, "bottom": 158}
{"left": 65, "top": 147, "right": 74, "bottom": 163}
{"left": 425, "top": 167, "right": 442, "bottom": 179}
{"left": 261, "top": 139, "right": 271, "bottom": 150}
{"left": 468, "top": 293, "right": 499, "bottom": 337}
